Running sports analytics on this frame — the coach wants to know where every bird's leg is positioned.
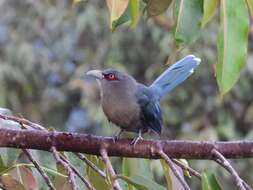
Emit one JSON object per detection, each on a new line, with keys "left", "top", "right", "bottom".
{"left": 130, "top": 130, "right": 143, "bottom": 146}
{"left": 113, "top": 129, "right": 124, "bottom": 143}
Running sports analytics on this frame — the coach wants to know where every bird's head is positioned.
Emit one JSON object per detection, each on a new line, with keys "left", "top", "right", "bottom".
{"left": 86, "top": 69, "right": 137, "bottom": 92}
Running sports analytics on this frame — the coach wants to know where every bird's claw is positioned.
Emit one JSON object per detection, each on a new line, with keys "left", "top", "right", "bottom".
{"left": 130, "top": 135, "right": 143, "bottom": 146}
{"left": 112, "top": 135, "right": 119, "bottom": 143}
{"left": 112, "top": 129, "right": 123, "bottom": 143}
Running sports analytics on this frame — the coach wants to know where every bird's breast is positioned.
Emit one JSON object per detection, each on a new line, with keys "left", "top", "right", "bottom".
{"left": 101, "top": 91, "right": 141, "bottom": 131}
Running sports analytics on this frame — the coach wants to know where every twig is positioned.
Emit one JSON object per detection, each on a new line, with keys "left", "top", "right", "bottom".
{"left": 100, "top": 147, "right": 122, "bottom": 190}
{"left": 74, "top": 153, "right": 106, "bottom": 178}
{"left": 59, "top": 154, "right": 95, "bottom": 190}
{"left": 158, "top": 150, "right": 191, "bottom": 190}
{"left": 211, "top": 149, "right": 250, "bottom": 190}
{"left": 51, "top": 147, "right": 77, "bottom": 190}
{"left": 0, "top": 114, "right": 44, "bottom": 130}
{"left": 22, "top": 149, "right": 56, "bottom": 190}
{"left": 172, "top": 159, "right": 201, "bottom": 179}
{"left": 215, "top": 158, "right": 252, "bottom": 190}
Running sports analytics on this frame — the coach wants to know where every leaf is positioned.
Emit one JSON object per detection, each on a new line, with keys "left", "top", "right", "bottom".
{"left": 0, "top": 174, "right": 26, "bottom": 190}
{"left": 116, "top": 175, "right": 166, "bottom": 190}
{"left": 201, "top": 0, "right": 218, "bottom": 27}
{"left": 145, "top": 0, "right": 172, "bottom": 17}
{"left": 246, "top": 0, "right": 253, "bottom": 19}
{"left": 160, "top": 159, "right": 184, "bottom": 190}
{"left": 0, "top": 156, "right": 7, "bottom": 173}
{"left": 122, "top": 158, "right": 153, "bottom": 179}
{"left": 106, "top": 0, "right": 129, "bottom": 29}
{"left": 216, "top": 0, "right": 249, "bottom": 96}
{"left": 53, "top": 163, "right": 72, "bottom": 190}
{"left": 178, "top": 159, "right": 191, "bottom": 178}
{"left": 86, "top": 155, "right": 110, "bottom": 190}
{"left": 174, "top": 0, "right": 203, "bottom": 47}
{"left": 18, "top": 166, "right": 37, "bottom": 190}
{"left": 201, "top": 171, "right": 222, "bottom": 190}
{"left": 111, "top": 0, "right": 140, "bottom": 30}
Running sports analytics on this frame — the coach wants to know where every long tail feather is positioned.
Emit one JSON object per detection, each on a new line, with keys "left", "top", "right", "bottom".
{"left": 149, "top": 55, "right": 201, "bottom": 99}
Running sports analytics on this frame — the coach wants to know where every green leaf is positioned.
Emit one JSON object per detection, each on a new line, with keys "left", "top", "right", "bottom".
{"left": 246, "top": 0, "right": 253, "bottom": 19}
{"left": 201, "top": 171, "right": 222, "bottom": 190}
{"left": 174, "top": 0, "right": 203, "bottom": 47}
{"left": 145, "top": 0, "right": 172, "bottom": 17}
{"left": 178, "top": 159, "right": 191, "bottom": 178}
{"left": 111, "top": 0, "right": 140, "bottom": 30}
{"left": 86, "top": 155, "right": 110, "bottom": 190}
{"left": 116, "top": 175, "right": 166, "bottom": 190}
{"left": 160, "top": 159, "right": 184, "bottom": 190}
{"left": 122, "top": 158, "right": 153, "bottom": 179}
{"left": 201, "top": 0, "right": 218, "bottom": 27}
{"left": 0, "top": 163, "right": 67, "bottom": 178}
{"left": 216, "top": 0, "right": 249, "bottom": 96}
{"left": 53, "top": 163, "right": 72, "bottom": 190}
{"left": 0, "top": 156, "right": 7, "bottom": 173}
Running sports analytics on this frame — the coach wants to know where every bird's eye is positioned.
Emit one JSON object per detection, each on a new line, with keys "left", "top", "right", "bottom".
{"left": 108, "top": 74, "right": 115, "bottom": 79}
{"left": 105, "top": 73, "right": 118, "bottom": 80}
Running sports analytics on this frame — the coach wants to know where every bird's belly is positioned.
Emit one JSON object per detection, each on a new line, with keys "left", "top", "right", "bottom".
{"left": 102, "top": 100, "right": 142, "bottom": 132}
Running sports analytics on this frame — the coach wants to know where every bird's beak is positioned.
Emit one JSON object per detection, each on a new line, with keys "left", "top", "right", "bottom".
{"left": 86, "top": 70, "right": 103, "bottom": 79}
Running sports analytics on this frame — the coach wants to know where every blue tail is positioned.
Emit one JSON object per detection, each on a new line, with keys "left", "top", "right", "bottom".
{"left": 149, "top": 55, "right": 201, "bottom": 99}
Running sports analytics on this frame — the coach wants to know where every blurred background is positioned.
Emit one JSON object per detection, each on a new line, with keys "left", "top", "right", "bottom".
{"left": 0, "top": 0, "right": 253, "bottom": 189}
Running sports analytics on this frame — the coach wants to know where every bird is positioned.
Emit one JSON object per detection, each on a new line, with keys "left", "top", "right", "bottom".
{"left": 86, "top": 55, "right": 201, "bottom": 145}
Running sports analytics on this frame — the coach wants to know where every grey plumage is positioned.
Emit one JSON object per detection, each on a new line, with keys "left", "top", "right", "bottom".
{"left": 86, "top": 55, "right": 201, "bottom": 144}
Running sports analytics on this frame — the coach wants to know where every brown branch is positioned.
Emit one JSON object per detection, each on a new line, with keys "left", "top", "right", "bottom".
{"left": 100, "top": 147, "right": 122, "bottom": 190}
{"left": 22, "top": 149, "right": 56, "bottom": 190}
{"left": 158, "top": 150, "right": 191, "bottom": 190}
{"left": 0, "top": 114, "right": 44, "bottom": 130}
{"left": 51, "top": 147, "right": 77, "bottom": 190}
{"left": 74, "top": 153, "right": 106, "bottom": 178}
{"left": 0, "top": 127, "right": 253, "bottom": 159}
{"left": 211, "top": 149, "right": 251, "bottom": 190}
{"left": 59, "top": 154, "right": 95, "bottom": 190}
{"left": 172, "top": 159, "right": 201, "bottom": 179}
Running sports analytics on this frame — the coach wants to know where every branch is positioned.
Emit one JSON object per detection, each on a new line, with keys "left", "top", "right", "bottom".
{"left": 158, "top": 150, "right": 191, "bottom": 190}
{"left": 74, "top": 153, "right": 106, "bottom": 178}
{"left": 22, "top": 149, "right": 56, "bottom": 190}
{"left": 0, "top": 127, "right": 253, "bottom": 159}
{"left": 100, "top": 147, "right": 122, "bottom": 190}
{"left": 59, "top": 154, "right": 95, "bottom": 190}
{"left": 212, "top": 149, "right": 252, "bottom": 190}
{"left": 51, "top": 147, "right": 77, "bottom": 190}
{"left": 172, "top": 159, "right": 201, "bottom": 179}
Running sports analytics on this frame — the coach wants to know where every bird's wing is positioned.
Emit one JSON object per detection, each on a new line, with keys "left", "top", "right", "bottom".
{"left": 149, "top": 55, "right": 201, "bottom": 99}
{"left": 137, "top": 92, "right": 162, "bottom": 135}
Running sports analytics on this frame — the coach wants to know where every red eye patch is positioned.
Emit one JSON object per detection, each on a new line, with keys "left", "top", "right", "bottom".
{"left": 103, "top": 73, "right": 119, "bottom": 81}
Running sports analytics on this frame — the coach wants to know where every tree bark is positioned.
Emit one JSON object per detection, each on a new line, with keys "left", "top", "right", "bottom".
{"left": 0, "top": 127, "right": 253, "bottom": 159}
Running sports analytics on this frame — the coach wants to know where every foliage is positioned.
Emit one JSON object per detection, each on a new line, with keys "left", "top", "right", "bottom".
{"left": 106, "top": 0, "right": 251, "bottom": 97}
{"left": 0, "top": 0, "right": 253, "bottom": 189}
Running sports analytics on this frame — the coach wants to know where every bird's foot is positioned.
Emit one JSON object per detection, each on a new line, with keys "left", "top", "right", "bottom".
{"left": 130, "top": 130, "right": 143, "bottom": 146}
{"left": 112, "top": 129, "right": 124, "bottom": 143}
{"left": 130, "top": 136, "right": 143, "bottom": 146}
